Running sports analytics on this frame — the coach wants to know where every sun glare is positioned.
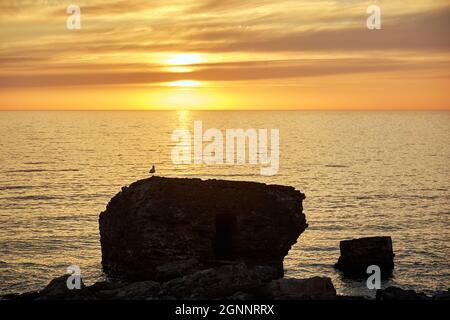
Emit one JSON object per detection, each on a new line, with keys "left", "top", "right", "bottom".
{"left": 168, "top": 80, "right": 201, "bottom": 87}
{"left": 167, "top": 53, "right": 202, "bottom": 66}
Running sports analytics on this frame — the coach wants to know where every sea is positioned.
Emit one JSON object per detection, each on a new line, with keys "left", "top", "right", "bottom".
{"left": 0, "top": 110, "right": 449, "bottom": 297}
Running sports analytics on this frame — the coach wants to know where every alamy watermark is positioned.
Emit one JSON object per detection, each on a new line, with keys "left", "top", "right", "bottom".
{"left": 67, "top": 5, "right": 81, "bottom": 30}
{"left": 367, "top": 5, "right": 381, "bottom": 30}
{"left": 171, "top": 121, "right": 279, "bottom": 176}
{"left": 66, "top": 265, "right": 81, "bottom": 290}
{"left": 366, "top": 265, "right": 381, "bottom": 289}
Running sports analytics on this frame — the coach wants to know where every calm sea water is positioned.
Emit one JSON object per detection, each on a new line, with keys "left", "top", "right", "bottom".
{"left": 0, "top": 111, "right": 449, "bottom": 297}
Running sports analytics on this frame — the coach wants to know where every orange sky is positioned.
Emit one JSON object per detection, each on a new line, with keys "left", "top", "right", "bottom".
{"left": 0, "top": 0, "right": 449, "bottom": 110}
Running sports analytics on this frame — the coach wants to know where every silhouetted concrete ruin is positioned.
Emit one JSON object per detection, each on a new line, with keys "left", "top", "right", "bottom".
{"left": 99, "top": 176, "right": 308, "bottom": 281}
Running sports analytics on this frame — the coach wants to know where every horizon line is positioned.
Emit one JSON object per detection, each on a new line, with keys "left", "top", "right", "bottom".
{"left": 1, "top": 108, "right": 449, "bottom": 112}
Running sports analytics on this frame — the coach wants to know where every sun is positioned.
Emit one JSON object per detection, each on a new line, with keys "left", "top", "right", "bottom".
{"left": 168, "top": 80, "right": 201, "bottom": 87}
{"left": 166, "top": 53, "right": 202, "bottom": 66}
{"left": 165, "top": 53, "right": 203, "bottom": 73}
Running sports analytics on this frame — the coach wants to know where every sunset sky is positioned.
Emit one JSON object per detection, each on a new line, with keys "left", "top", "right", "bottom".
{"left": 0, "top": 0, "right": 449, "bottom": 110}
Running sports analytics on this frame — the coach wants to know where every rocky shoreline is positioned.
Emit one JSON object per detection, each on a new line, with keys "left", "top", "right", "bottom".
{"left": 2, "top": 177, "right": 448, "bottom": 301}
{"left": 2, "top": 263, "right": 449, "bottom": 301}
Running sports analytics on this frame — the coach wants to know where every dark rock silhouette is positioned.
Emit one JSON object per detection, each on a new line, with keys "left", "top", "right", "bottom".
{"left": 376, "top": 286, "right": 429, "bottom": 301}
{"left": 160, "top": 263, "right": 266, "bottom": 299}
{"left": 0, "top": 265, "right": 335, "bottom": 301}
{"left": 3, "top": 272, "right": 449, "bottom": 300}
{"left": 267, "top": 277, "right": 336, "bottom": 300}
{"left": 99, "top": 176, "right": 308, "bottom": 281}
{"left": 334, "top": 236, "right": 395, "bottom": 278}
{"left": 377, "top": 287, "right": 450, "bottom": 301}
{"left": 108, "top": 281, "right": 160, "bottom": 300}
{"left": 36, "top": 275, "right": 90, "bottom": 300}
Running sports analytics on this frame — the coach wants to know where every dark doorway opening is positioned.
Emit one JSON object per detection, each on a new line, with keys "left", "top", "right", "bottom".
{"left": 214, "top": 213, "right": 236, "bottom": 260}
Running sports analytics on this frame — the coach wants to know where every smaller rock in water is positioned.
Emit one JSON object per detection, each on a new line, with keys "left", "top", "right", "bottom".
{"left": 334, "top": 236, "right": 395, "bottom": 278}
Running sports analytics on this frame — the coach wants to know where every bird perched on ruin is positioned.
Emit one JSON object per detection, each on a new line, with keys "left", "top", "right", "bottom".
{"left": 149, "top": 165, "right": 156, "bottom": 175}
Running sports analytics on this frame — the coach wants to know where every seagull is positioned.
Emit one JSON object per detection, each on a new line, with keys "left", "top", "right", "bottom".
{"left": 149, "top": 165, "right": 156, "bottom": 175}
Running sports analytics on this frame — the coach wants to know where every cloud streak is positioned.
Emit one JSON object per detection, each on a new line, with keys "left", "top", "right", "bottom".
{"left": 1, "top": 58, "right": 448, "bottom": 88}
